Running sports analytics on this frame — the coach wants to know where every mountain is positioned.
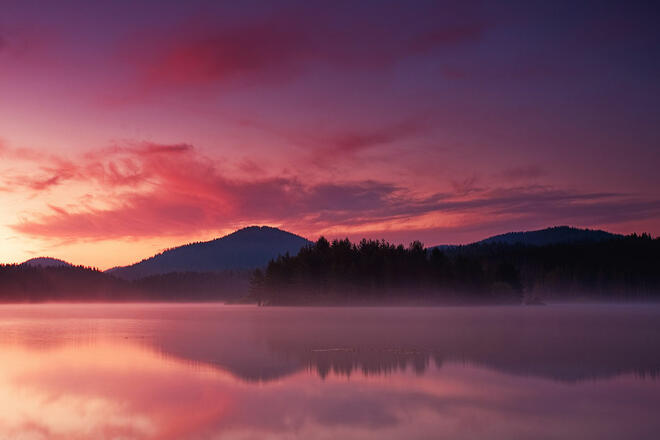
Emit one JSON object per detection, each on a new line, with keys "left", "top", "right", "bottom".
{"left": 431, "top": 226, "right": 620, "bottom": 249}
{"left": 107, "top": 226, "right": 311, "bottom": 280}
{"left": 21, "top": 257, "right": 72, "bottom": 268}
{"left": 475, "top": 226, "right": 620, "bottom": 246}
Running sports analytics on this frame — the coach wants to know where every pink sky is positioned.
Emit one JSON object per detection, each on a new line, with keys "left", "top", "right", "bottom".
{"left": 1, "top": 1, "right": 659, "bottom": 269}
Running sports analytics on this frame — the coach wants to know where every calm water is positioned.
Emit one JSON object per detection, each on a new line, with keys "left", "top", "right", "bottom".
{"left": 0, "top": 304, "right": 659, "bottom": 439}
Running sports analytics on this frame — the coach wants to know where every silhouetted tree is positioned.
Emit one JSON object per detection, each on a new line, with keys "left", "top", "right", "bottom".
{"left": 248, "top": 233, "right": 660, "bottom": 305}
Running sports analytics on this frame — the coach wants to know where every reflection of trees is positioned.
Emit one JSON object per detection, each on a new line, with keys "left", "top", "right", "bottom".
{"left": 299, "top": 348, "right": 433, "bottom": 379}
{"left": 144, "top": 306, "right": 660, "bottom": 383}
{"left": 4, "top": 305, "right": 659, "bottom": 384}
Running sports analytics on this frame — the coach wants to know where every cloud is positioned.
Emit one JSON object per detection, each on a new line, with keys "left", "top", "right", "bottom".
{"left": 1, "top": 142, "right": 198, "bottom": 194}
{"left": 8, "top": 142, "right": 660, "bottom": 242}
{"left": 11, "top": 174, "right": 407, "bottom": 241}
{"left": 410, "top": 23, "right": 487, "bottom": 53}
{"left": 4, "top": 139, "right": 660, "bottom": 243}
{"left": 289, "top": 118, "right": 430, "bottom": 169}
{"left": 127, "top": 19, "right": 312, "bottom": 91}
{"left": 451, "top": 176, "right": 482, "bottom": 196}
{"left": 26, "top": 174, "right": 65, "bottom": 191}
{"left": 8, "top": 143, "right": 406, "bottom": 240}
{"left": 115, "top": 8, "right": 490, "bottom": 98}
{"left": 499, "top": 165, "right": 546, "bottom": 181}
{"left": 321, "top": 119, "right": 426, "bottom": 156}
{"left": 0, "top": 142, "right": 81, "bottom": 192}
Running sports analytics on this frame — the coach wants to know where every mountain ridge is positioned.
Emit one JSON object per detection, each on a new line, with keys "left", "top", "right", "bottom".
{"left": 107, "top": 225, "right": 625, "bottom": 280}
{"left": 21, "top": 257, "right": 73, "bottom": 268}
{"left": 107, "top": 226, "right": 311, "bottom": 280}
{"left": 432, "top": 226, "right": 621, "bottom": 249}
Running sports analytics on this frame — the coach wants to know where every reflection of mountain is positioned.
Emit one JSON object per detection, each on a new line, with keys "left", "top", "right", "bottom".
{"left": 2, "top": 304, "right": 659, "bottom": 440}
{"left": 2, "top": 305, "right": 658, "bottom": 383}
{"left": 146, "top": 305, "right": 660, "bottom": 383}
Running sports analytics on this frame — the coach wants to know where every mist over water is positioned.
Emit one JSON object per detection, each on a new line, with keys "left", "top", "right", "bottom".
{"left": 0, "top": 303, "right": 659, "bottom": 439}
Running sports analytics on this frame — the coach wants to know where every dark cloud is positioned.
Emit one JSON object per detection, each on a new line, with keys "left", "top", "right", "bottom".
{"left": 451, "top": 176, "right": 481, "bottom": 196}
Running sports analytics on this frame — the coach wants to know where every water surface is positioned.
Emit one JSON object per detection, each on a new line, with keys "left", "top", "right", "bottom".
{"left": 0, "top": 304, "right": 659, "bottom": 439}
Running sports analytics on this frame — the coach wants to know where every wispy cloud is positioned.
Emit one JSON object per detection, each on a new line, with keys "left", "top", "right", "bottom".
{"left": 113, "top": 8, "right": 490, "bottom": 100}
{"left": 6, "top": 141, "right": 660, "bottom": 242}
{"left": 499, "top": 165, "right": 546, "bottom": 182}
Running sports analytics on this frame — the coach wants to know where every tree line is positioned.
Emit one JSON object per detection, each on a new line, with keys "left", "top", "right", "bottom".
{"left": 1, "top": 234, "right": 657, "bottom": 303}
{"left": 0, "top": 265, "right": 248, "bottom": 302}
{"left": 248, "top": 234, "right": 660, "bottom": 305}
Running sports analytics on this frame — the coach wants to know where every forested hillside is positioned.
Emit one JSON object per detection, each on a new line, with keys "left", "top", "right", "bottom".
{"left": 249, "top": 234, "right": 660, "bottom": 305}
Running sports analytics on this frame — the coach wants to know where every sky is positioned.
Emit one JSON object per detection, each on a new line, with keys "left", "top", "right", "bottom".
{"left": 0, "top": 0, "right": 659, "bottom": 269}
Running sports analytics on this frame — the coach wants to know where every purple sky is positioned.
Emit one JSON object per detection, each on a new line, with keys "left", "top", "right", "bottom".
{"left": 1, "top": 0, "right": 659, "bottom": 267}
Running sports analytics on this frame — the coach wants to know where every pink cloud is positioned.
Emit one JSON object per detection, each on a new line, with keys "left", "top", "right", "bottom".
{"left": 8, "top": 143, "right": 403, "bottom": 239}
{"left": 7, "top": 141, "right": 660, "bottom": 243}
{"left": 131, "top": 20, "right": 312, "bottom": 89}
{"left": 314, "top": 119, "right": 426, "bottom": 159}
{"left": 499, "top": 165, "right": 546, "bottom": 182}
{"left": 112, "top": 12, "right": 490, "bottom": 100}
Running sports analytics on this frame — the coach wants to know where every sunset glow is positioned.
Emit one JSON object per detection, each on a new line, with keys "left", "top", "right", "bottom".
{"left": 1, "top": 1, "right": 659, "bottom": 268}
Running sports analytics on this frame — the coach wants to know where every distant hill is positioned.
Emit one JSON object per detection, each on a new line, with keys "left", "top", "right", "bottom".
{"left": 21, "top": 257, "right": 72, "bottom": 268}
{"left": 107, "top": 226, "right": 311, "bottom": 280}
{"left": 431, "top": 226, "right": 621, "bottom": 249}
{"left": 1, "top": 263, "right": 253, "bottom": 303}
{"left": 0, "top": 264, "right": 127, "bottom": 302}
{"left": 475, "top": 226, "right": 620, "bottom": 246}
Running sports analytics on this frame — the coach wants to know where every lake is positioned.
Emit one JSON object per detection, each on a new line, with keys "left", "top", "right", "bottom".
{"left": 0, "top": 303, "right": 659, "bottom": 439}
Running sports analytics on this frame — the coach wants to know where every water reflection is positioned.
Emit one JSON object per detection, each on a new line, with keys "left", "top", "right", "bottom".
{"left": 0, "top": 304, "right": 659, "bottom": 439}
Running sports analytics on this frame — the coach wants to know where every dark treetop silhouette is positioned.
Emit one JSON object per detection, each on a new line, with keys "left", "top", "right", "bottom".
{"left": 248, "top": 232, "right": 659, "bottom": 305}
{"left": 21, "top": 257, "right": 72, "bottom": 268}
{"left": 0, "top": 226, "right": 658, "bottom": 303}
